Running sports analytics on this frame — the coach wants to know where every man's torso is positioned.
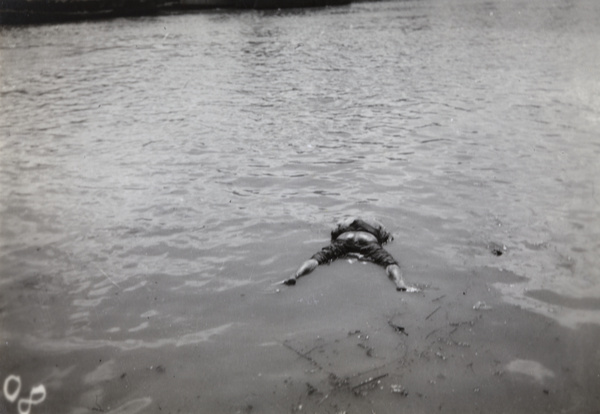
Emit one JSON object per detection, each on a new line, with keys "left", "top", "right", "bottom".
{"left": 335, "top": 231, "right": 378, "bottom": 245}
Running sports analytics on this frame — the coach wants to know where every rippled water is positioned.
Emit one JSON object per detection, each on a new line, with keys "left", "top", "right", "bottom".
{"left": 1, "top": 0, "right": 599, "bottom": 412}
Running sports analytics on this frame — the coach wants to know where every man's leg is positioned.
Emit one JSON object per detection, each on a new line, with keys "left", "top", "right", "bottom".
{"left": 361, "top": 244, "right": 407, "bottom": 291}
{"left": 386, "top": 264, "right": 407, "bottom": 291}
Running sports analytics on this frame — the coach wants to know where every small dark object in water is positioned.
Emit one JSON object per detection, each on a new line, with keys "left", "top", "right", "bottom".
{"left": 489, "top": 242, "right": 506, "bottom": 256}
{"left": 306, "top": 382, "right": 317, "bottom": 396}
{"left": 357, "top": 343, "right": 374, "bottom": 357}
{"left": 388, "top": 321, "right": 408, "bottom": 336}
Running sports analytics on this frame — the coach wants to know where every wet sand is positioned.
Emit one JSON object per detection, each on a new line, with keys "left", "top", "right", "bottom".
{"left": 2, "top": 230, "right": 599, "bottom": 414}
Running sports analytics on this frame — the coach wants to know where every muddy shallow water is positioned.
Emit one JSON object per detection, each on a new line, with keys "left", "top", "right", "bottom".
{"left": 1, "top": 0, "right": 599, "bottom": 412}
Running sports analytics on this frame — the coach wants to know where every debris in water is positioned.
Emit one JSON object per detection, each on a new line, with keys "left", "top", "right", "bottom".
{"left": 351, "top": 373, "right": 388, "bottom": 395}
{"left": 425, "top": 305, "right": 442, "bottom": 320}
{"left": 489, "top": 242, "right": 507, "bottom": 256}
{"left": 391, "top": 384, "right": 408, "bottom": 396}
{"left": 357, "top": 343, "right": 374, "bottom": 357}
{"left": 473, "top": 301, "right": 492, "bottom": 310}
{"left": 388, "top": 321, "right": 408, "bottom": 336}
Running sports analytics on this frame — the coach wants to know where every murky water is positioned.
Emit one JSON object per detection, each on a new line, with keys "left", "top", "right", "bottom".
{"left": 1, "top": 0, "right": 599, "bottom": 412}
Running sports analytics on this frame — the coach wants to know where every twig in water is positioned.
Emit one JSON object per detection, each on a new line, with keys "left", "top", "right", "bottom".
{"left": 350, "top": 363, "right": 388, "bottom": 380}
{"left": 351, "top": 373, "right": 388, "bottom": 395}
{"left": 388, "top": 320, "right": 408, "bottom": 336}
{"left": 282, "top": 340, "right": 347, "bottom": 392}
{"left": 281, "top": 341, "right": 324, "bottom": 372}
{"left": 425, "top": 328, "right": 439, "bottom": 340}
{"left": 317, "top": 394, "right": 329, "bottom": 405}
{"left": 425, "top": 305, "right": 442, "bottom": 320}
{"left": 98, "top": 267, "right": 120, "bottom": 289}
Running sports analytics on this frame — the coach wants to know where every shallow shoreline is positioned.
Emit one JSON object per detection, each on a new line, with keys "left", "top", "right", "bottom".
{"left": 2, "top": 254, "right": 599, "bottom": 413}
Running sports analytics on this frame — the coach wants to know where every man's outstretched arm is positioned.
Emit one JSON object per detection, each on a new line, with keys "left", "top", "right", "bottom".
{"left": 283, "top": 259, "right": 319, "bottom": 285}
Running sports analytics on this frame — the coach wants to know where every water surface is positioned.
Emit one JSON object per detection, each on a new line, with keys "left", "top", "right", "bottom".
{"left": 1, "top": 0, "right": 599, "bottom": 412}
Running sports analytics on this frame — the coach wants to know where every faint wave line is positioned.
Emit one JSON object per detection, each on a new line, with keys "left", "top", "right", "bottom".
{"left": 110, "top": 398, "right": 153, "bottom": 414}
{"left": 22, "top": 323, "right": 234, "bottom": 353}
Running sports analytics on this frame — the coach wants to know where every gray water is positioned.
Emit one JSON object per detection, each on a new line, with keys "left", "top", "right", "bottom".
{"left": 1, "top": 0, "right": 600, "bottom": 413}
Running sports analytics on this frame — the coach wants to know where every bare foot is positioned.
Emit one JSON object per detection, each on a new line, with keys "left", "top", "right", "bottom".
{"left": 282, "top": 278, "right": 296, "bottom": 286}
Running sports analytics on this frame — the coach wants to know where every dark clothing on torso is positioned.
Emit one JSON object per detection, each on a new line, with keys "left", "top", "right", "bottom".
{"left": 311, "top": 238, "right": 398, "bottom": 268}
{"left": 311, "top": 219, "right": 398, "bottom": 268}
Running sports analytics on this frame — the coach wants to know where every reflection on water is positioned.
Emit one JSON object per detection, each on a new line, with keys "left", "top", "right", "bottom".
{"left": 1, "top": 0, "right": 600, "bottom": 412}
